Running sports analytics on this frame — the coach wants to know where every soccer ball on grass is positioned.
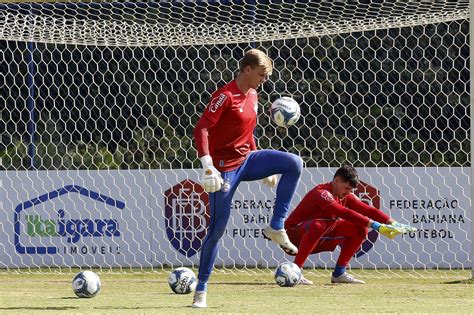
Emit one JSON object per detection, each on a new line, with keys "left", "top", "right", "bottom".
{"left": 274, "top": 262, "right": 302, "bottom": 287}
{"left": 72, "top": 270, "right": 101, "bottom": 298}
{"left": 168, "top": 267, "right": 197, "bottom": 294}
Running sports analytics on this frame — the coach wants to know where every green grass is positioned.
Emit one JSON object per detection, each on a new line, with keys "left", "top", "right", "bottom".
{"left": 0, "top": 270, "right": 472, "bottom": 314}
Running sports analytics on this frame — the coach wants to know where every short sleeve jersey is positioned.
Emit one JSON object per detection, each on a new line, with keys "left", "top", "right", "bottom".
{"left": 200, "top": 80, "right": 258, "bottom": 171}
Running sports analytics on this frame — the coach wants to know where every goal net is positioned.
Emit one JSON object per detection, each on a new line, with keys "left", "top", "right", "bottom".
{"left": 0, "top": 1, "right": 471, "bottom": 277}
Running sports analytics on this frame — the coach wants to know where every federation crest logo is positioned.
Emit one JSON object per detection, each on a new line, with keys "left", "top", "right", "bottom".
{"left": 354, "top": 181, "right": 381, "bottom": 258}
{"left": 164, "top": 180, "right": 210, "bottom": 257}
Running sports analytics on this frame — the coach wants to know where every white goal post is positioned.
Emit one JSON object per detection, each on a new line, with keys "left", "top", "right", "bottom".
{"left": 470, "top": 0, "right": 474, "bottom": 280}
{"left": 0, "top": 1, "right": 471, "bottom": 278}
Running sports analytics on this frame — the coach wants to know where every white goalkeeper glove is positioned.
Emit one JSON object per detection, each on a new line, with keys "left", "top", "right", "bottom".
{"left": 200, "top": 155, "right": 223, "bottom": 193}
{"left": 262, "top": 175, "right": 278, "bottom": 188}
{"left": 390, "top": 221, "right": 417, "bottom": 233}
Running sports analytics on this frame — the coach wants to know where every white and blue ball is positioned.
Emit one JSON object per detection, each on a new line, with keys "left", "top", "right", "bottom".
{"left": 274, "top": 262, "right": 302, "bottom": 287}
{"left": 72, "top": 270, "right": 101, "bottom": 298}
{"left": 168, "top": 267, "right": 197, "bottom": 294}
{"left": 270, "top": 96, "right": 301, "bottom": 127}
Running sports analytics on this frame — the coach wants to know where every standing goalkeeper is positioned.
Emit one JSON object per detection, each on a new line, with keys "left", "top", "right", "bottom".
{"left": 192, "top": 49, "right": 303, "bottom": 308}
{"left": 284, "top": 165, "right": 416, "bottom": 285}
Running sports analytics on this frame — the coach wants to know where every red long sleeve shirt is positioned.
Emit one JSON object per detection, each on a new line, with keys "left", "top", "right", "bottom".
{"left": 285, "top": 182, "right": 390, "bottom": 229}
{"left": 193, "top": 80, "right": 257, "bottom": 172}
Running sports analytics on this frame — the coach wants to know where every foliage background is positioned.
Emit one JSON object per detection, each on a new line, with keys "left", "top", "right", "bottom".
{"left": 1, "top": 4, "right": 469, "bottom": 170}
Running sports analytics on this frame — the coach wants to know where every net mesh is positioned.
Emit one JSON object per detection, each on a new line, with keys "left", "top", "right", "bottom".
{"left": 0, "top": 2, "right": 469, "bottom": 46}
{"left": 0, "top": 1, "right": 471, "bottom": 277}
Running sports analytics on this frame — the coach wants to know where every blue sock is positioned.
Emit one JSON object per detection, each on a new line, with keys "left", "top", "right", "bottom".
{"left": 333, "top": 265, "right": 346, "bottom": 277}
{"left": 270, "top": 215, "right": 284, "bottom": 230}
{"left": 196, "top": 281, "right": 208, "bottom": 292}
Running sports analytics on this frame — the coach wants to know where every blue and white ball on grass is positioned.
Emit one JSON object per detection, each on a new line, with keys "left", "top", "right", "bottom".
{"left": 274, "top": 262, "right": 302, "bottom": 287}
{"left": 72, "top": 270, "right": 101, "bottom": 298}
{"left": 270, "top": 96, "right": 301, "bottom": 128}
{"left": 168, "top": 267, "right": 197, "bottom": 294}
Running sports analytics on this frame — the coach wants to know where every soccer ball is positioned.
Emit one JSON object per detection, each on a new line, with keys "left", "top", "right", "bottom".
{"left": 274, "top": 262, "right": 302, "bottom": 287}
{"left": 270, "top": 96, "right": 301, "bottom": 127}
{"left": 72, "top": 270, "right": 101, "bottom": 298}
{"left": 168, "top": 267, "right": 197, "bottom": 294}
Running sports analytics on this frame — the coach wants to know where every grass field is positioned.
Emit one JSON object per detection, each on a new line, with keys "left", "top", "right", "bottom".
{"left": 0, "top": 270, "right": 472, "bottom": 314}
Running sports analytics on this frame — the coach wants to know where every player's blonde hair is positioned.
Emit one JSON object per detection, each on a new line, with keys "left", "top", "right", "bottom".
{"left": 239, "top": 49, "right": 273, "bottom": 76}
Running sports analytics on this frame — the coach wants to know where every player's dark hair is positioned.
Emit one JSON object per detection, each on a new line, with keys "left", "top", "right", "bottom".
{"left": 334, "top": 165, "right": 359, "bottom": 188}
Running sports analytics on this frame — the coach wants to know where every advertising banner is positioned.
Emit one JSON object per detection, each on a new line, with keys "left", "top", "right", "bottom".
{"left": 0, "top": 168, "right": 471, "bottom": 268}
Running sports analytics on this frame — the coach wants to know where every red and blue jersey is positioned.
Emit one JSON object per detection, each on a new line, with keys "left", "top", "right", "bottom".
{"left": 194, "top": 80, "right": 258, "bottom": 172}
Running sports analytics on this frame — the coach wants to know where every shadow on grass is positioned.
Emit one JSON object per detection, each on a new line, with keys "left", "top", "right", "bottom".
{"left": 443, "top": 279, "right": 473, "bottom": 284}
{"left": 0, "top": 307, "right": 78, "bottom": 311}
{"left": 212, "top": 282, "right": 273, "bottom": 286}
{"left": 93, "top": 305, "right": 220, "bottom": 310}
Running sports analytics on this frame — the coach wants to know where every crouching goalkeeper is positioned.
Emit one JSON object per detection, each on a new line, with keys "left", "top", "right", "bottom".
{"left": 284, "top": 165, "right": 416, "bottom": 285}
